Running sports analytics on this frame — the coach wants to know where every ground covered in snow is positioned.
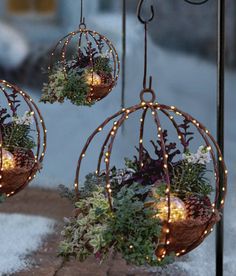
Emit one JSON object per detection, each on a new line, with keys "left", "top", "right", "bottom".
{"left": 0, "top": 213, "right": 54, "bottom": 275}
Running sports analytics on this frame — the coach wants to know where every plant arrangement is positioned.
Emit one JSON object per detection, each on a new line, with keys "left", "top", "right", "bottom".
{"left": 63, "top": 0, "right": 226, "bottom": 266}
{"left": 59, "top": 183, "right": 173, "bottom": 266}
{"left": 59, "top": 124, "right": 215, "bottom": 266}
{"left": 0, "top": 102, "right": 37, "bottom": 196}
{"left": 0, "top": 79, "right": 47, "bottom": 200}
{"left": 0, "top": 107, "right": 36, "bottom": 169}
{"left": 41, "top": 41, "right": 115, "bottom": 107}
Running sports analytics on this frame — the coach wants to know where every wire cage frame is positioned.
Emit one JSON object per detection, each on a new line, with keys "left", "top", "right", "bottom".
{"left": 74, "top": 90, "right": 227, "bottom": 259}
{"left": 48, "top": 24, "right": 120, "bottom": 104}
{"left": 0, "top": 80, "right": 47, "bottom": 197}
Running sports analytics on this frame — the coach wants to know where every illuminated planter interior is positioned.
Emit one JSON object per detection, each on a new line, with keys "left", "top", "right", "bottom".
{"left": 44, "top": 26, "right": 120, "bottom": 105}
{"left": 154, "top": 196, "right": 187, "bottom": 222}
{"left": 1, "top": 149, "right": 15, "bottom": 170}
{"left": 0, "top": 80, "right": 47, "bottom": 197}
{"left": 74, "top": 98, "right": 227, "bottom": 260}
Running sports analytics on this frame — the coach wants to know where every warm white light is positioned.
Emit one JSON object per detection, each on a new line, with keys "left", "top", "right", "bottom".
{"left": 154, "top": 195, "right": 187, "bottom": 222}
{"left": 85, "top": 72, "right": 102, "bottom": 86}
{"left": 1, "top": 149, "right": 15, "bottom": 170}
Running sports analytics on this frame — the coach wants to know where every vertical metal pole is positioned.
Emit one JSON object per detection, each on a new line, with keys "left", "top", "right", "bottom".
{"left": 121, "top": 0, "right": 126, "bottom": 110}
{"left": 121, "top": 0, "right": 126, "bottom": 134}
{"left": 216, "top": 0, "right": 225, "bottom": 275}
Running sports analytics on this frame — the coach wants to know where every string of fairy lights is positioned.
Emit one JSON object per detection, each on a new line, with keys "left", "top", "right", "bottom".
{"left": 74, "top": 101, "right": 227, "bottom": 259}
{"left": 0, "top": 80, "right": 47, "bottom": 197}
{"left": 49, "top": 29, "right": 120, "bottom": 103}
{"left": 72, "top": 0, "right": 227, "bottom": 262}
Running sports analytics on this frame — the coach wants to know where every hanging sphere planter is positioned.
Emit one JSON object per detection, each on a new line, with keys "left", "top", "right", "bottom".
{"left": 74, "top": 89, "right": 227, "bottom": 261}
{"left": 40, "top": 23, "right": 120, "bottom": 107}
{"left": 0, "top": 80, "right": 46, "bottom": 197}
{"left": 59, "top": 0, "right": 227, "bottom": 267}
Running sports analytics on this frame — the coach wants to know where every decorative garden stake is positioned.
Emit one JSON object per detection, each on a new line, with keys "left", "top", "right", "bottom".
{"left": 41, "top": 0, "right": 120, "bottom": 107}
{"left": 0, "top": 80, "right": 46, "bottom": 198}
{"left": 59, "top": 0, "right": 227, "bottom": 267}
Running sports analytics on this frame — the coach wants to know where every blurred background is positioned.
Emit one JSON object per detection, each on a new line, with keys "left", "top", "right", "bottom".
{"left": 0, "top": 0, "right": 235, "bottom": 275}
{"left": 0, "top": 0, "right": 235, "bottom": 85}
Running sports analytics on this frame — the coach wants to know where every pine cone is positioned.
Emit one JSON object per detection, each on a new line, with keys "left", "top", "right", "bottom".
{"left": 13, "top": 149, "right": 35, "bottom": 170}
{"left": 99, "top": 72, "right": 112, "bottom": 85}
{"left": 185, "top": 194, "right": 212, "bottom": 221}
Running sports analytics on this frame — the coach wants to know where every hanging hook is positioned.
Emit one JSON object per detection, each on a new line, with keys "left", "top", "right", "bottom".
{"left": 137, "top": 0, "right": 155, "bottom": 24}
{"left": 79, "top": 0, "right": 86, "bottom": 28}
{"left": 137, "top": 0, "right": 156, "bottom": 96}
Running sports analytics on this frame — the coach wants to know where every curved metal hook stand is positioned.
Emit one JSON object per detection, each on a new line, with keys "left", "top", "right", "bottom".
{"left": 137, "top": 0, "right": 209, "bottom": 97}
{"left": 80, "top": 0, "right": 85, "bottom": 25}
{"left": 184, "top": 0, "right": 209, "bottom": 5}
{"left": 137, "top": 0, "right": 155, "bottom": 24}
{"left": 137, "top": 0, "right": 155, "bottom": 96}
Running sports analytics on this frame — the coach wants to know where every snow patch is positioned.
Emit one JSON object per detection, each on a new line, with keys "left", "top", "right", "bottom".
{"left": 0, "top": 214, "right": 54, "bottom": 275}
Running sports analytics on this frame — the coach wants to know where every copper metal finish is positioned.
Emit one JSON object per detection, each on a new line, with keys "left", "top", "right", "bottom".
{"left": 0, "top": 80, "right": 47, "bottom": 197}
{"left": 48, "top": 28, "right": 120, "bottom": 103}
{"left": 74, "top": 97, "right": 227, "bottom": 257}
{"left": 74, "top": 0, "right": 227, "bottom": 260}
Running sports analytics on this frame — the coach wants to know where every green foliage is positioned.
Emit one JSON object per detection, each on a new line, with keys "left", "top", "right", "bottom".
{"left": 80, "top": 172, "right": 106, "bottom": 198}
{"left": 59, "top": 183, "right": 173, "bottom": 266}
{"left": 40, "top": 67, "right": 92, "bottom": 107}
{"left": 124, "top": 157, "right": 139, "bottom": 172}
{"left": 0, "top": 194, "right": 6, "bottom": 203}
{"left": 63, "top": 72, "right": 92, "bottom": 107}
{"left": 58, "top": 184, "right": 76, "bottom": 203}
{"left": 41, "top": 67, "right": 67, "bottom": 104}
{"left": 153, "top": 183, "right": 167, "bottom": 198}
{"left": 109, "top": 183, "right": 167, "bottom": 266}
{"left": 93, "top": 56, "right": 112, "bottom": 75}
{"left": 2, "top": 123, "right": 36, "bottom": 151}
{"left": 59, "top": 187, "right": 112, "bottom": 262}
{"left": 171, "top": 161, "right": 213, "bottom": 199}
{"left": 58, "top": 173, "right": 106, "bottom": 204}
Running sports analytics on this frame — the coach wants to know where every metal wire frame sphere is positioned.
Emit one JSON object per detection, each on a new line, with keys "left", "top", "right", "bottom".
{"left": 48, "top": 26, "right": 120, "bottom": 103}
{"left": 0, "top": 80, "right": 47, "bottom": 197}
{"left": 74, "top": 89, "right": 227, "bottom": 259}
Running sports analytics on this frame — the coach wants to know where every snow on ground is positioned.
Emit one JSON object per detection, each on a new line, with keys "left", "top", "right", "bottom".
{"left": 0, "top": 214, "right": 54, "bottom": 275}
{"left": 21, "top": 14, "right": 235, "bottom": 276}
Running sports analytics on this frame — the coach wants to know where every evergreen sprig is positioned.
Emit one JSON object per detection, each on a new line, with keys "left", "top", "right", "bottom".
{"left": 2, "top": 122, "right": 36, "bottom": 151}
{"left": 93, "top": 56, "right": 112, "bottom": 75}
{"left": 171, "top": 161, "right": 213, "bottom": 198}
{"left": 63, "top": 72, "right": 91, "bottom": 106}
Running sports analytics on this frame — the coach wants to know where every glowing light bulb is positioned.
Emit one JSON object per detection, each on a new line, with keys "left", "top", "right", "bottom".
{"left": 154, "top": 196, "right": 187, "bottom": 222}
{"left": 85, "top": 72, "right": 102, "bottom": 86}
{"left": 1, "top": 149, "right": 15, "bottom": 170}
